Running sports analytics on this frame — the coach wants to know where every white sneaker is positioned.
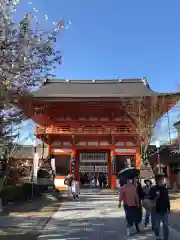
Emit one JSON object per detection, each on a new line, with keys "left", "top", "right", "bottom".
{"left": 126, "top": 228, "right": 131, "bottom": 237}
{"left": 144, "top": 224, "right": 148, "bottom": 230}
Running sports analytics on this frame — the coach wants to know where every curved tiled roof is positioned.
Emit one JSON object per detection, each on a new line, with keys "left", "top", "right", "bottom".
{"left": 174, "top": 120, "right": 180, "bottom": 127}
{"left": 32, "top": 78, "right": 158, "bottom": 98}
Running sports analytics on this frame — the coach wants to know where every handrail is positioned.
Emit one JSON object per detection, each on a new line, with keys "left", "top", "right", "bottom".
{"left": 35, "top": 124, "right": 137, "bottom": 135}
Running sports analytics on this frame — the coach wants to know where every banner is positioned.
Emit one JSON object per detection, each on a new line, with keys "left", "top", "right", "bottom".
{"left": 71, "top": 155, "right": 75, "bottom": 174}
{"left": 32, "top": 152, "right": 39, "bottom": 183}
{"left": 51, "top": 158, "right": 56, "bottom": 176}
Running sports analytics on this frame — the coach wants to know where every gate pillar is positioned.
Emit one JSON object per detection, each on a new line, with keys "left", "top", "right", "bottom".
{"left": 110, "top": 149, "right": 116, "bottom": 189}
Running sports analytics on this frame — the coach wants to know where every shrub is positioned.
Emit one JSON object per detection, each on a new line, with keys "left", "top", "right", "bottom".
{"left": 21, "top": 183, "right": 42, "bottom": 200}
{"left": 0, "top": 183, "right": 43, "bottom": 205}
{"left": 0, "top": 185, "right": 23, "bottom": 205}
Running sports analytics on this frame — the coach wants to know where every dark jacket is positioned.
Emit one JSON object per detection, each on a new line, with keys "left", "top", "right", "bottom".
{"left": 137, "top": 182, "right": 145, "bottom": 201}
{"left": 143, "top": 185, "right": 151, "bottom": 197}
{"left": 148, "top": 185, "right": 170, "bottom": 213}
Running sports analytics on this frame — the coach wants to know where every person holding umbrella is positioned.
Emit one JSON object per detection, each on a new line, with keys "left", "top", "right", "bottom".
{"left": 118, "top": 178, "right": 140, "bottom": 237}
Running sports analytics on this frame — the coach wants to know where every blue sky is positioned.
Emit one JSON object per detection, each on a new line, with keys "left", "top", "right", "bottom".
{"left": 15, "top": 0, "right": 180, "bottom": 145}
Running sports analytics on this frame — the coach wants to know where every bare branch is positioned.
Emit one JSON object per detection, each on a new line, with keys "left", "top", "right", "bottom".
{"left": 123, "top": 95, "right": 169, "bottom": 164}
{"left": 0, "top": 0, "right": 63, "bottom": 154}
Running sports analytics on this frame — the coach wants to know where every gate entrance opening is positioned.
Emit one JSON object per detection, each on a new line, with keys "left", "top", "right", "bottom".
{"left": 79, "top": 151, "right": 109, "bottom": 188}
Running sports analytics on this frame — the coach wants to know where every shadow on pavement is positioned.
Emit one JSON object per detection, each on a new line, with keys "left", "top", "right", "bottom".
{"left": 1, "top": 199, "right": 61, "bottom": 216}
{"left": 169, "top": 209, "right": 180, "bottom": 233}
{"left": 0, "top": 215, "right": 155, "bottom": 240}
{"left": 1, "top": 189, "right": 179, "bottom": 240}
{"left": 38, "top": 216, "right": 155, "bottom": 240}
{"left": 0, "top": 231, "right": 40, "bottom": 240}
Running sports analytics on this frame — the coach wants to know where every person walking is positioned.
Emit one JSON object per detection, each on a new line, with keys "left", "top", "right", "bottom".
{"left": 98, "top": 173, "right": 104, "bottom": 189}
{"left": 64, "top": 173, "right": 73, "bottom": 197}
{"left": 134, "top": 177, "right": 144, "bottom": 229}
{"left": 118, "top": 178, "right": 140, "bottom": 237}
{"left": 71, "top": 178, "right": 80, "bottom": 200}
{"left": 93, "top": 174, "right": 97, "bottom": 187}
{"left": 149, "top": 174, "right": 170, "bottom": 240}
{"left": 103, "top": 174, "right": 107, "bottom": 188}
{"left": 143, "top": 179, "right": 154, "bottom": 229}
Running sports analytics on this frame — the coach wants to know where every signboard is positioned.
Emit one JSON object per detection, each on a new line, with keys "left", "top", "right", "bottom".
{"left": 87, "top": 141, "right": 98, "bottom": 146}
{"left": 80, "top": 153, "right": 108, "bottom": 162}
{"left": 115, "top": 149, "right": 136, "bottom": 153}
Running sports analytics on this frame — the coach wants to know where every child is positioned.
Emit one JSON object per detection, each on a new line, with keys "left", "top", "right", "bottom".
{"left": 64, "top": 174, "right": 74, "bottom": 197}
{"left": 71, "top": 179, "right": 80, "bottom": 200}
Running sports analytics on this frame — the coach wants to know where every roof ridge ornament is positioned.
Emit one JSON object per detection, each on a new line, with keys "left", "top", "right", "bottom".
{"left": 66, "top": 79, "right": 70, "bottom": 82}
{"left": 41, "top": 77, "right": 48, "bottom": 85}
{"left": 92, "top": 80, "right": 96, "bottom": 83}
{"left": 141, "top": 77, "right": 148, "bottom": 85}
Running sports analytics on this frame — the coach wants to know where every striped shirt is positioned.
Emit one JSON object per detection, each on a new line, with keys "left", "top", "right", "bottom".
{"left": 119, "top": 182, "right": 139, "bottom": 207}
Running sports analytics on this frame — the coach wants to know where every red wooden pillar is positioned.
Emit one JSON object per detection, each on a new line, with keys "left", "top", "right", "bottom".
{"left": 136, "top": 147, "right": 141, "bottom": 169}
{"left": 110, "top": 149, "right": 116, "bottom": 189}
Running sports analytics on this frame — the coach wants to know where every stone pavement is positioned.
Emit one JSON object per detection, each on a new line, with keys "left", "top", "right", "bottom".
{"left": 0, "top": 196, "right": 62, "bottom": 238}
{"left": 168, "top": 193, "right": 180, "bottom": 234}
{"left": 0, "top": 198, "right": 61, "bottom": 230}
{"left": 37, "top": 189, "right": 180, "bottom": 240}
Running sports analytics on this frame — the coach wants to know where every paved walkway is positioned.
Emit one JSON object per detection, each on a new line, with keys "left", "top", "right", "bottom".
{"left": 37, "top": 189, "right": 180, "bottom": 240}
{"left": 0, "top": 196, "right": 61, "bottom": 238}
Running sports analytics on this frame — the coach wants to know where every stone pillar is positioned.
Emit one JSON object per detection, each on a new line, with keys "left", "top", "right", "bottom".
{"left": 111, "top": 150, "right": 116, "bottom": 189}
{"left": 136, "top": 147, "right": 141, "bottom": 169}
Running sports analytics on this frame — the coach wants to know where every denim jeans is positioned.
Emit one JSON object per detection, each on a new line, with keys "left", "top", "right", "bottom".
{"left": 144, "top": 210, "right": 151, "bottom": 226}
{"left": 154, "top": 213, "right": 169, "bottom": 240}
{"left": 145, "top": 208, "right": 156, "bottom": 229}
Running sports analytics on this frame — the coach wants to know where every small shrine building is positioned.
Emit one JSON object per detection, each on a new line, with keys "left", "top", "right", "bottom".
{"left": 19, "top": 78, "right": 179, "bottom": 189}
